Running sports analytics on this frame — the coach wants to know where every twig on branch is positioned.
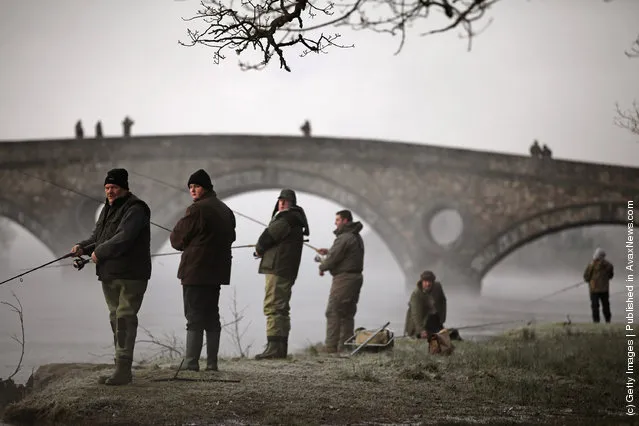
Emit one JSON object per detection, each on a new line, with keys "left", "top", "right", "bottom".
{"left": 615, "top": 101, "right": 639, "bottom": 136}
{"left": 221, "top": 287, "right": 254, "bottom": 358}
{"left": 136, "top": 326, "right": 184, "bottom": 362}
{"left": 179, "top": 0, "right": 499, "bottom": 71}
{"left": 625, "top": 33, "right": 639, "bottom": 58}
{"left": 1, "top": 292, "right": 25, "bottom": 381}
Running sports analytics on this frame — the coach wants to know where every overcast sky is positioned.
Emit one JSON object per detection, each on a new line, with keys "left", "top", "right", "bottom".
{"left": 0, "top": 0, "right": 638, "bottom": 168}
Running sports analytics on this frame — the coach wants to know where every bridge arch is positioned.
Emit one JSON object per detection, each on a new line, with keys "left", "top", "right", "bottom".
{"left": 0, "top": 197, "right": 57, "bottom": 256}
{"left": 470, "top": 201, "right": 633, "bottom": 280}
{"left": 150, "top": 166, "right": 414, "bottom": 275}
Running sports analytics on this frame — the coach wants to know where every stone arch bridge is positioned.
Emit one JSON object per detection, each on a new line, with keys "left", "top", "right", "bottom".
{"left": 0, "top": 135, "right": 637, "bottom": 292}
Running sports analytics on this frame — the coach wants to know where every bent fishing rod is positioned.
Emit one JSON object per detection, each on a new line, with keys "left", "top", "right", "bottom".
{"left": 128, "top": 170, "right": 321, "bottom": 253}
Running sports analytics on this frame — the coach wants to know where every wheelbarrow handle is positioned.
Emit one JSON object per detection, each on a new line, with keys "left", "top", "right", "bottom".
{"left": 348, "top": 321, "right": 391, "bottom": 357}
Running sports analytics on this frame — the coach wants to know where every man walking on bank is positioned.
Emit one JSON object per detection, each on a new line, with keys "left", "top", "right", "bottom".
{"left": 72, "top": 168, "right": 151, "bottom": 385}
{"left": 170, "top": 169, "right": 236, "bottom": 371}
{"left": 317, "top": 210, "right": 365, "bottom": 353}
{"left": 253, "top": 189, "right": 310, "bottom": 359}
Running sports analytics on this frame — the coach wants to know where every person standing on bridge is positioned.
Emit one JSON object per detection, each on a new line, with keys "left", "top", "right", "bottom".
{"left": 122, "top": 116, "right": 134, "bottom": 138}
{"left": 75, "top": 120, "right": 84, "bottom": 139}
{"left": 71, "top": 168, "right": 152, "bottom": 385}
{"left": 583, "top": 247, "right": 614, "bottom": 323}
{"left": 253, "top": 189, "right": 310, "bottom": 359}
{"left": 316, "top": 209, "right": 365, "bottom": 353}
{"left": 170, "top": 169, "right": 236, "bottom": 372}
{"left": 404, "top": 270, "right": 447, "bottom": 338}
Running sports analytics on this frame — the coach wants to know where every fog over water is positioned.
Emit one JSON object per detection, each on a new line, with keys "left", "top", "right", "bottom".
{"left": 0, "top": 190, "right": 629, "bottom": 383}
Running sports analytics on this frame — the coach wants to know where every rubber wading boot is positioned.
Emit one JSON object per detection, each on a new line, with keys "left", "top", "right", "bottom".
{"left": 184, "top": 330, "right": 204, "bottom": 371}
{"left": 98, "top": 320, "right": 117, "bottom": 385}
{"left": 205, "top": 331, "right": 221, "bottom": 371}
{"left": 255, "top": 336, "right": 287, "bottom": 360}
{"left": 104, "top": 358, "right": 133, "bottom": 386}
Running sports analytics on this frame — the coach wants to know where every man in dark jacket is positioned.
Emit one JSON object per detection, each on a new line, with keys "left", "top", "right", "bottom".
{"left": 317, "top": 210, "right": 365, "bottom": 353}
{"left": 404, "top": 270, "right": 447, "bottom": 338}
{"left": 170, "top": 169, "right": 236, "bottom": 371}
{"left": 583, "top": 247, "right": 614, "bottom": 323}
{"left": 253, "top": 189, "right": 310, "bottom": 359}
{"left": 71, "top": 168, "right": 151, "bottom": 385}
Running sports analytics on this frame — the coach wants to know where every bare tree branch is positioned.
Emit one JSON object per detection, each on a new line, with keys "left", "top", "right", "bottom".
{"left": 614, "top": 34, "right": 639, "bottom": 137}
{"left": 221, "top": 287, "right": 254, "bottom": 358}
{"left": 179, "top": 0, "right": 499, "bottom": 71}
{"left": 1, "top": 292, "right": 25, "bottom": 381}
{"left": 615, "top": 101, "right": 639, "bottom": 136}
{"left": 136, "top": 326, "right": 184, "bottom": 361}
{"left": 625, "top": 33, "right": 639, "bottom": 58}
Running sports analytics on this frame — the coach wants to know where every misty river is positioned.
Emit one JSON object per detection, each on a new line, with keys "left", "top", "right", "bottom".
{"left": 0, "top": 191, "right": 629, "bottom": 384}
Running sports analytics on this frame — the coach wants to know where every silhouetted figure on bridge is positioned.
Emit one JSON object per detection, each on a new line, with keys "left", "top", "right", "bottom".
{"left": 300, "top": 120, "right": 311, "bottom": 137}
{"left": 529, "top": 140, "right": 542, "bottom": 158}
{"left": 122, "top": 116, "right": 134, "bottom": 138}
{"left": 75, "top": 120, "right": 84, "bottom": 140}
{"left": 95, "top": 121, "right": 103, "bottom": 139}
{"left": 541, "top": 144, "right": 552, "bottom": 159}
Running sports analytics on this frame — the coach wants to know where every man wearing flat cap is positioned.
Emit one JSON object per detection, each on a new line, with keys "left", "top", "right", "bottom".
{"left": 72, "top": 168, "right": 152, "bottom": 385}
{"left": 404, "top": 270, "right": 448, "bottom": 338}
{"left": 170, "top": 169, "right": 236, "bottom": 372}
{"left": 253, "top": 188, "right": 310, "bottom": 359}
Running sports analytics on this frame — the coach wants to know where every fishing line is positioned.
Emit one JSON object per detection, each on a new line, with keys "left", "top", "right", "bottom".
{"left": 17, "top": 171, "right": 172, "bottom": 232}
{"left": 129, "top": 171, "right": 321, "bottom": 252}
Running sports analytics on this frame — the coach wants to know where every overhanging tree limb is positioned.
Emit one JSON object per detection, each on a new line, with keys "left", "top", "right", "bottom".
{"left": 178, "top": 0, "right": 499, "bottom": 71}
{"left": 615, "top": 34, "right": 639, "bottom": 137}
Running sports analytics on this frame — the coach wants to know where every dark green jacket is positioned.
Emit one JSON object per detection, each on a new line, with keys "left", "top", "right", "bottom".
{"left": 255, "top": 206, "right": 309, "bottom": 281}
{"left": 78, "top": 193, "right": 151, "bottom": 282}
{"left": 319, "top": 221, "right": 364, "bottom": 276}
{"left": 404, "top": 280, "right": 447, "bottom": 336}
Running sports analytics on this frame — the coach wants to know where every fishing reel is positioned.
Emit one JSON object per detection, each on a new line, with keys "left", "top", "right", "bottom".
{"left": 73, "top": 256, "right": 90, "bottom": 271}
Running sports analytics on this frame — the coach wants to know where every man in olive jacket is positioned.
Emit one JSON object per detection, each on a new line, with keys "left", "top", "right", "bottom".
{"left": 404, "top": 270, "right": 447, "bottom": 338}
{"left": 170, "top": 169, "right": 236, "bottom": 371}
{"left": 72, "top": 168, "right": 151, "bottom": 386}
{"left": 318, "top": 210, "right": 365, "bottom": 352}
{"left": 583, "top": 247, "right": 614, "bottom": 323}
{"left": 253, "top": 189, "right": 310, "bottom": 359}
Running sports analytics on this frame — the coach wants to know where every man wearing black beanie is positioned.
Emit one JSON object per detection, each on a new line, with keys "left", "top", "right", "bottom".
{"left": 71, "top": 167, "right": 151, "bottom": 385}
{"left": 170, "top": 169, "right": 236, "bottom": 372}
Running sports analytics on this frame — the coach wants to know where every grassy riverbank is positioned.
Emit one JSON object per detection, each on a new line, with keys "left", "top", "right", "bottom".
{"left": 2, "top": 322, "right": 632, "bottom": 425}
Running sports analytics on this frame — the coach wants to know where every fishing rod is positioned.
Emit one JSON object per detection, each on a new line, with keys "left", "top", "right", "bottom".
{"left": 0, "top": 253, "right": 76, "bottom": 286}
{"left": 71, "top": 244, "right": 258, "bottom": 270}
{"left": 16, "top": 244, "right": 258, "bottom": 273}
{"left": 0, "top": 243, "right": 96, "bottom": 286}
{"left": 529, "top": 281, "right": 586, "bottom": 303}
{"left": 454, "top": 318, "right": 534, "bottom": 331}
{"left": 17, "top": 171, "right": 172, "bottom": 233}
{"left": 129, "top": 171, "right": 321, "bottom": 253}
